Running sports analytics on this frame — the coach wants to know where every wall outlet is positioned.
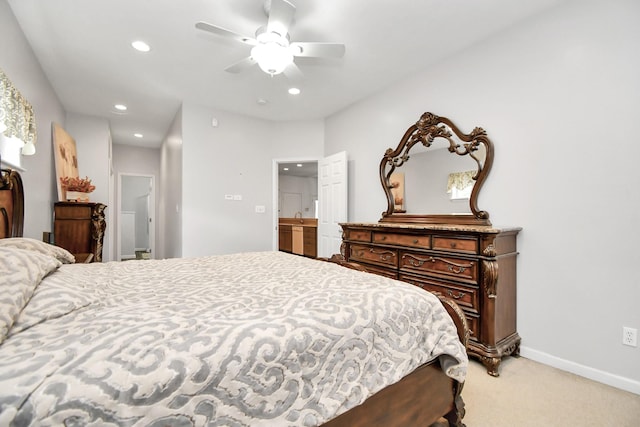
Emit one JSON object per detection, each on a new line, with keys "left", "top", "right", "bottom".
{"left": 623, "top": 327, "right": 637, "bottom": 347}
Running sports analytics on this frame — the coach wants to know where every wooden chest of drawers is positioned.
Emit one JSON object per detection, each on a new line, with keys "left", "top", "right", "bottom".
{"left": 54, "top": 202, "right": 107, "bottom": 262}
{"left": 340, "top": 222, "right": 521, "bottom": 376}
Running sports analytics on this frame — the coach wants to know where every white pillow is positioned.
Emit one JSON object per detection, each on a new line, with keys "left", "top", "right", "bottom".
{"left": 0, "top": 237, "right": 75, "bottom": 264}
{"left": 0, "top": 247, "right": 62, "bottom": 343}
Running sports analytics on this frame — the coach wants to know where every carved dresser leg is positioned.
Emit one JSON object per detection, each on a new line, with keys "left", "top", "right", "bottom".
{"left": 481, "top": 356, "right": 502, "bottom": 377}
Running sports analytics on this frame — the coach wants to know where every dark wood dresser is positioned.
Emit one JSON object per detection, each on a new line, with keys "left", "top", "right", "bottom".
{"left": 54, "top": 202, "right": 107, "bottom": 262}
{"left": 340, "top": 222, "right": 520, "bottom": 376}
{"left": 336, "top": 112, "right": 522, "bottom": 375}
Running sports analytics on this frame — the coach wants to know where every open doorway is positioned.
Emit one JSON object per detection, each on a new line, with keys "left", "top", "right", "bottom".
{"left": 272, "top": 153, "right": 348, "bottom": 258}
{"left": 272, "top": 159, "right": 318, "bottom": 255}
{"left": 117, "top": 173, "right": 156, "bottom": 261}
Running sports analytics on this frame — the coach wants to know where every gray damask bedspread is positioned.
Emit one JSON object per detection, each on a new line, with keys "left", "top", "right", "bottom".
{"left": 0, "top": 251, "right": 467, "bottom": 426}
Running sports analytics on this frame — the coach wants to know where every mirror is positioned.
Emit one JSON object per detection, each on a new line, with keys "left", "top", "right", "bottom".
{"left": 379, "top": 112, "right": 493, "bottom": 225}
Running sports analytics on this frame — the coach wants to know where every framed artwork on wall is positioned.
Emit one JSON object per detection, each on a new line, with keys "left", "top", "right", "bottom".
{"left": 52, "top": 122, "right": 79, "bottom": 201}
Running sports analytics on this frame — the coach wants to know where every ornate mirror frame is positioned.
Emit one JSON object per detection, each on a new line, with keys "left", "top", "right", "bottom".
{"left": 379, "top": 112, "right": 494, "bottom": 225}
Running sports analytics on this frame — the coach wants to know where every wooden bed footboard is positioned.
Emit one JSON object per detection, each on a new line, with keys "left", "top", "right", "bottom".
{"left": 322, "top": 360, "right": 462, "bottom": 427}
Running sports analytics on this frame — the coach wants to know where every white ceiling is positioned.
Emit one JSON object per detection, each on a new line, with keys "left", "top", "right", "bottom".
{"left": 8, "top": 0, "right": 565, "bottom": 149}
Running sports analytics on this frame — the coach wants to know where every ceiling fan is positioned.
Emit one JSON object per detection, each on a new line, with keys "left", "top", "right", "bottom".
{"left": 195, "top": 0, "right": 345, "bottom": 78}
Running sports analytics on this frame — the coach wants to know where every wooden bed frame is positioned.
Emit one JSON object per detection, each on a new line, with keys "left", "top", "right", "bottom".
{"left": 0, "top": 168, "right": 468, "bottom": 427}
{"left": 0, "top": 168, "right": 24, "bottom": 239}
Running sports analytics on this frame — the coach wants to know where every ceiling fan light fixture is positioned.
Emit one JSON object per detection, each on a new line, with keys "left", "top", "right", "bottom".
{"left": 251, "top": 32, "right": 293, "bottom": 75}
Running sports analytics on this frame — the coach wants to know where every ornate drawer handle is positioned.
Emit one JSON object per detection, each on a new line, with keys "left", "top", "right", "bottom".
{"left": 409, "top": 257, "right": 429, "bottom": 267}
{"left": 447, "top": 289, "right": 466, "bottom": 299}
{"left": 448, "top": 265, "right": 466, "bottom": 274}
{"left": 379, "top": 235, "right": 387, "bottom": 241}
{"left": 402, "top": 253, "right": 434, "bottom": 267}
{"left": 450, "top": 242, "right": 457, "bottom": 248}
{"left": 413, "top": 239, "right": 419, "bottom": 244}
{"left": 443, "top": 259, "right": 474, "bottom": 275}
{"left": 369, "top": 248, "right": 395, "bottom": 262}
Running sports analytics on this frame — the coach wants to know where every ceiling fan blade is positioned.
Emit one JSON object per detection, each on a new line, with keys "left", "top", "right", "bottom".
{"left": 266, "top": 0, "right": 296, "bottom": 36}
{"left": 195, "top": 21, "right": 256, "bottom": 45}
{"left": 224, "top": 56, "right": 257, "bottom": 73}
{"left": 283, "top": 62, "right": 304, "bottom": 81}
{"left": 290, "top": 42, "right": 346, "bottom": 58}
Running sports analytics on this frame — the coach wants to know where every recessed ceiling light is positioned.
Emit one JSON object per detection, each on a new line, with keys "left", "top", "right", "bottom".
{"left": 296, "top": 164, "right": 302, "bottom": 167}
{"left": 114, "top": 104, "right": 127, "bottom": 111}
{"left": 134, "top": 133, "right": 143, "bottom": 138}
{"left": 131, "top": 40, "right": 151, "bottom": 52}
{"left": 288, "top": 87, "right": 301, "bottom": 95}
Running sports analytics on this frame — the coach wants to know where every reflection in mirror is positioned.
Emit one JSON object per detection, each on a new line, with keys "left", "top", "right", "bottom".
{"left": 402, "top": 142, "right": 486, "bottom": 214}
{"left": 379, "top": 112, "right": 493, "bottom": 225}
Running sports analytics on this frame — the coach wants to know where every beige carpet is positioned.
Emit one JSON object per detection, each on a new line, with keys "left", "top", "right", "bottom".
{"left": 456, "top": 356, "right": 640, "bottom": 426}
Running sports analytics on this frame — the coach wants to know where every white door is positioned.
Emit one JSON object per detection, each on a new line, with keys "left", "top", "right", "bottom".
{"left": 318, "top": 151, "right": 348, "bottom": 258}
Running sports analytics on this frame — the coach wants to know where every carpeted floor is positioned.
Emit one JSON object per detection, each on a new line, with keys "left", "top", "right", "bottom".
{"left": 452, "top": 356, "right": 640, "bottom": 426}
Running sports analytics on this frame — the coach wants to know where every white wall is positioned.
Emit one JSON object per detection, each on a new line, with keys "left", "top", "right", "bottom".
{"left": 181, "top": 103, "right": 323, "bottom": 257}
{"left": 279, "top": 175, "right": 318, "bottom": 218}
{"left": 160, "top": 107, "right": 183, "bottom": 260}
{"left": 64, "top": 113, "right": 113, "bottom": 261}
{"left": 0, "top": 0, "right": 65, "bottom": 238}
{"left": 325, "top": 0, "right": 640, "bottom": 393}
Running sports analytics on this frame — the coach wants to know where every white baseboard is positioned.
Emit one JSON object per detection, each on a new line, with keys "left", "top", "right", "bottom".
{"left": 520, "top": 346, "right": 640, "bottom": 395}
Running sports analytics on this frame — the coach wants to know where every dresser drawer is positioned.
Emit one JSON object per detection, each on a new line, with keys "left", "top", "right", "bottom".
{"left": 362, "top": 263, "right": 398, "bottom": 279}
{"left": 399, "top": 273, "right": 479, "bottom": 313}
{"left": 349, "top": 244, "right": 398, "bottom": 268}
{"left": 55, "top": 205, "right": 93, "bottom": 219}
{"left": 346, "top": 229, "right": 372, "bottom": 242}
{"left": 373, "top": 232, "right": 431, "bottom": 249}
{"left": 465, "top": 314, "right": 480, "bottom": 341}
{"left": 432, "top": 235, "right": 478, "bottom": 254}
{"left": 400, "top": 251, "right": 478, "bottom": 284}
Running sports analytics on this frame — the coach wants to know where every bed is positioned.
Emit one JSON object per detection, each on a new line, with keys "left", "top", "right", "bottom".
{"left": 0, "top": 168, "right": 469, "bottom": 427}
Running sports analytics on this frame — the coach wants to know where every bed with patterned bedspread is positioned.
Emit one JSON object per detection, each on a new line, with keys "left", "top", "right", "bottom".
{"left": 0, "top": 240, "right": 467, "bottom": 426}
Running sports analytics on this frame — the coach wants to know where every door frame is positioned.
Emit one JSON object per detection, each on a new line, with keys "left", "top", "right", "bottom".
{"left": 272, "top": 157, "right": 319, "bottom": 251}
{"left": 116, "top": 172, "right": 156, "bottom": 261}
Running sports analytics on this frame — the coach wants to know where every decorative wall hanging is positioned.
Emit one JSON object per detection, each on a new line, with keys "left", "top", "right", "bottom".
{"left": 52, "top": 123, "right": 79, "bottom": 201}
